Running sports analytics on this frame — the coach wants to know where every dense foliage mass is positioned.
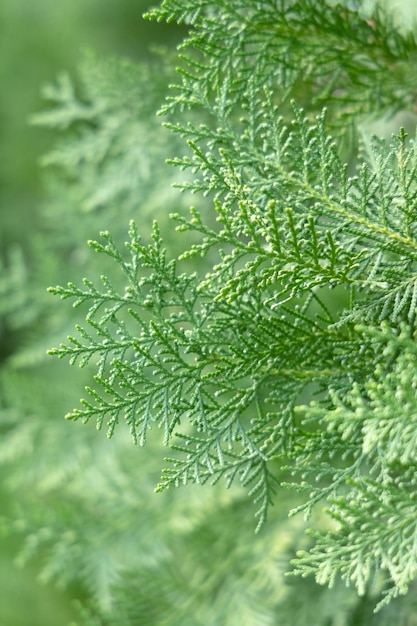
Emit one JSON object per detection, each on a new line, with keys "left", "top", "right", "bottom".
{"left": 2, "top": 1, "right": 417, "bottom": 624}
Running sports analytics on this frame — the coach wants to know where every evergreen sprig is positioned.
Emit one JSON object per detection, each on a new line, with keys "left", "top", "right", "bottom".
{"left": 47, "top": 0, "right": 417, "bottom": 613}
{"left": 147, "top": 0, "right": 417, "bottom": 137}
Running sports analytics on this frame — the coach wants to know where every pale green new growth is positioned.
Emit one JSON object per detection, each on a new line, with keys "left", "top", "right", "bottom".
{"left": 47, "top": 0, "right": 417, "bottom": 614}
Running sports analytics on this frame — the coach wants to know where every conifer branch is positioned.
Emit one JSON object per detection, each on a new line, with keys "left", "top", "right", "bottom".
{"left": 44, "top": 0, "right": 417, "bottom": 612}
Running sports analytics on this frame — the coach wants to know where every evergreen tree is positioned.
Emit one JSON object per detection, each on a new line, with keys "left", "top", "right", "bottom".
{"left": 2, "top": 0, "right": 417, "bottom": 623}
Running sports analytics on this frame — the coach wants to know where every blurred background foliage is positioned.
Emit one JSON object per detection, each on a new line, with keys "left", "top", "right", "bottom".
{"left": 0, "top": 1, "right": 186, "bottom": 623}
{"left": 1, "top": 0, "right": 417, "bottom": 625}
{"left": 0, "top": 0, "right": 181, "bottom": 245}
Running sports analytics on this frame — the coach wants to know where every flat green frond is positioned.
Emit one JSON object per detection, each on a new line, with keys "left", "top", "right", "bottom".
{"left": 40, "top": 0, "right": 417, "bottom": 616}
{"left": 148, "top": 0, "right": 417, "bottom": 137}
{"left": 292, "top": 480, "right": 417, "bottom": 610}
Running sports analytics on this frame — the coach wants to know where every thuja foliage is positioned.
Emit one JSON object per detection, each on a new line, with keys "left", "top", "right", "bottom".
{"left": 48, "top": 0, "right": 417, "bottom": 611}
{"left": 6, "top": 0, "right": 417, "bottom": 622}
